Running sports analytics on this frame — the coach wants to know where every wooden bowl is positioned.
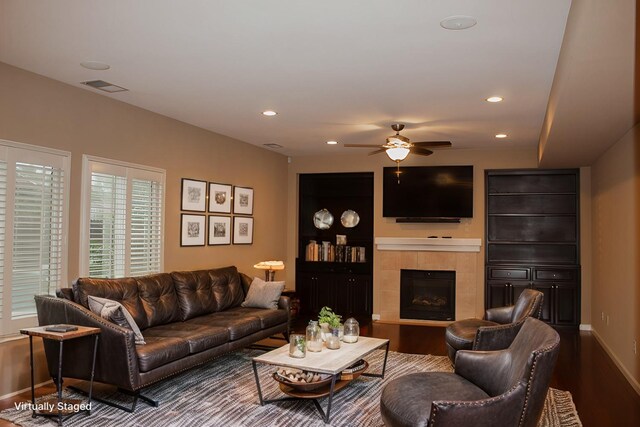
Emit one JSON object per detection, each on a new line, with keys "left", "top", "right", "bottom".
{"left": 273, "top": 372, "right": 333, "bottom": 392}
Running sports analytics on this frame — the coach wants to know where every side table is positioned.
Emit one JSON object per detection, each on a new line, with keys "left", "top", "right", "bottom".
{"left": 20, "top": 325, "right": 100, "bottom": 426}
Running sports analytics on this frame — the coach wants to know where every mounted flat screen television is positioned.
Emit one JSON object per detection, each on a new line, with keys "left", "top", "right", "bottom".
{"left": 383, "top": 165, "right": 473, "bottom": 221}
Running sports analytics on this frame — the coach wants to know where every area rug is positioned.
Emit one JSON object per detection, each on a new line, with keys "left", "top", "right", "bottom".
{"left": 0, "top": 349, "right": 582, "bottom": 426}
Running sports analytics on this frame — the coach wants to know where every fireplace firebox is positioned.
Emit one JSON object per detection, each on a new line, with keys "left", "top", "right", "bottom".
{"left": 400, "top": 269, "right": 455, "bottom": 321}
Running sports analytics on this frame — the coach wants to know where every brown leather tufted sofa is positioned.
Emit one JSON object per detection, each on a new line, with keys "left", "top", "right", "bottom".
{"left": 35, "top": 266, "right": 290, "bottom": 409}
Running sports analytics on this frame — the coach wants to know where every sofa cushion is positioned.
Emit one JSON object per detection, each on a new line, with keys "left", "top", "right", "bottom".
{"left": 228, "top": 307, "right": 288, "bottom": 329}
{"left": 187, "top": 311, "right": 261, "bottom": 341}
{"left": 241, "top": 277, "right": 285, "bottom": 310}
{"left": 88, "top": 295, "right": 146, "bottom": 345}
{"left": 136, "top": 273, "right": 181, "bottom": 327}
{"left": 73, "top": 277, "right": 149, "bottom": 329}
{"left": 209, "top": 266, "right": 245, "bottom": 311}
{"left": 171, "top": 270, "right": 218, "bottom": 321}
{"left": 143, "top": 323, "right": 229, "bottom": 354}
{"left": 135, "top": 336, "right": 191, "bottom": 372}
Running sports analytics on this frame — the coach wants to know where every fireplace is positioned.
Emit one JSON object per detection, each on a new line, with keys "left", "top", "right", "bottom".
{"left": 400, "top": 269, "right": 455, "bottom": 321}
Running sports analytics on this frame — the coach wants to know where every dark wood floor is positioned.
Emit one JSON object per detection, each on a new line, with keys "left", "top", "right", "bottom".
{"left": 2, "top": 320, "right": 639, "bottom": 426}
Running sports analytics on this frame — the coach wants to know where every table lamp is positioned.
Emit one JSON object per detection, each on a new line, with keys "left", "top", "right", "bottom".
{"left": 253, "top": 260, "right": 285, "bottom": 281}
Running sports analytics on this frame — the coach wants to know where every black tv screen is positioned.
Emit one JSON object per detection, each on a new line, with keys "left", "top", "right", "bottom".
{"left": 383, "top": 165, "right": 473, "bottom": 218}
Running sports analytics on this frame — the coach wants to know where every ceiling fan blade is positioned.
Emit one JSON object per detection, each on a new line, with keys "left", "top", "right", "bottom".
{"left": 411, "top": 147, "right": 434, "bottom": 156}
{"left": 343, "top": 144, "right": 385, "bottom": 148}
{"left": 368, "top": 148, "right": 387, "bottom": 156}
{"left": 412, "top": 141, "right": 452, "bottom": 147}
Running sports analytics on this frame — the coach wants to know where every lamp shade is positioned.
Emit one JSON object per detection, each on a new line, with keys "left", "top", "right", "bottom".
{"left": 386, "top": 147, "right": 410, "bottom": 161}
{"left": 253, "top": 260, "right": 285, "bottom": 271}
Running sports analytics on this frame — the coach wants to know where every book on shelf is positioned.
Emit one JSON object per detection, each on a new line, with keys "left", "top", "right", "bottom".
{"left": 304, "top": 240, "right": 366, "bottom": 263}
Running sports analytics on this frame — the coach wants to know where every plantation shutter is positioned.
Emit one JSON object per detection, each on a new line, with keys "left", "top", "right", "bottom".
{"left": 130, "top": 178, "right": 163, "bottom": 276}
{"left": 83, "top": 157, "right": 165, "bottom": 278}
{"left": 0, "top": 142, "right": 70, "bottom": 336}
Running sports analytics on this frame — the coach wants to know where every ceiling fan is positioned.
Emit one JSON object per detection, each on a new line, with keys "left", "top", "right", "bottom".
{"left": 344, "top": 124, "right": 451, "bottom": 163}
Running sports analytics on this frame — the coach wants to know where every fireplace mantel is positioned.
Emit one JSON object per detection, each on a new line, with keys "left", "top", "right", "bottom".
{"left": 375, "top": 237, "right": 482, "bottom": 253}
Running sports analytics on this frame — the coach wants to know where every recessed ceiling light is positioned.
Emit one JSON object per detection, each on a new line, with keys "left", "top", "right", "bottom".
{"left": 80, "top": 61, "right": 110, "bottom": 71}
{"left": 495, "top": 134, "right": 508, "bottom": 139}
{"left": 326, "top": 140, "right": 338, "bottom": 145}
{"left": 262, "top": 110, "right": 277, "bottom": 116}
{"left": 486, "top": 96, "right": 503, "bottom": 103}
{"left": 263, "top": 143, "right": 283, "bottom": 149}
{"left": 440, "top": 16, "right": 477, "bottom": 31}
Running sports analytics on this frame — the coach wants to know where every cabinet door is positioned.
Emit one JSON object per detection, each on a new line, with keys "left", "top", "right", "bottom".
{"left": 531, "top": 282, "right": 554, "bottom": 323}
{"left": 348, "top": 275, "right": 372, "bottom": 317}
{"left": 487, "top": 281, "right": 511, "bottom": 308}
{"left": 554, "top": 284, "right": 578, "bottom": 325}
{"left": 511, "top": 282, "right": 531, "bottom": 304}
{"left": 296, "top": 272, "right": 319, "bottom": 315}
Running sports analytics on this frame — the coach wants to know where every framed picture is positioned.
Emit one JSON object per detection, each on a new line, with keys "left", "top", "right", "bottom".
{"left": 233, "top": 216, "right": 254, "bottom": 245}
{"left": 233, "top": 186, "right": 254, "bottom": 215}
{"left": 181, "top": 214, "right": 206, "bottom": 246}
{"left": 208, "top": 182, "right": 232, "bottom": 213}
{"left": 181, "top": 178, "right": 207, "bottom": 212}
{"left": 208, "top": 215, "right": 231, "bottom": 245}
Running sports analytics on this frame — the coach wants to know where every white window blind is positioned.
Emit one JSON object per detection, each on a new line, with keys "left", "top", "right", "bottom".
{"left": 0, "top": 141, "right": 70, "bottom": 337}
{"left": 82, "top": 156, "right": 165, "bottom": 278}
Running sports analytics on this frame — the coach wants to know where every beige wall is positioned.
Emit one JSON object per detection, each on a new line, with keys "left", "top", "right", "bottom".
{"left": 286, "top": 147, "right": 540, "bottom": 319}
{"left": 0, "top": 62, "right": 288, "bottom": 396}
{"left": 590, "top": 123, "right": 640, "bottom": 391}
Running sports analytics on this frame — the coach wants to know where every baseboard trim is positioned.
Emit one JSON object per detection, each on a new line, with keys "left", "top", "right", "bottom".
{"left": 591, "top": 328, "right": 640, "bottom": 396}
{"left": 579, "top": 324, "right": 592, "bottom": 331}
{"left": 0, "top": 379, "right": 53, "bottom": 401}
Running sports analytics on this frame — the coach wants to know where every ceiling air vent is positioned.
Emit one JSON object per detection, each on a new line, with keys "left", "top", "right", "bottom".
{"left": 263, "top": 143, "right": 283, "bottom": 149}
{"left": 81, "top": 80, "right": 128, "bottom": 93}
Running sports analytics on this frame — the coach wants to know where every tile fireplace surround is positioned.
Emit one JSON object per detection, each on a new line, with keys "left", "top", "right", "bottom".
{"left": 374, "top": 237, "right": 482, "bottom": 324}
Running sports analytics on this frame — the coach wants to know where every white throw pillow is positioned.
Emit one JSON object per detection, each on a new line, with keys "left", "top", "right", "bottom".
{"left": 241, "top": 277, "right": 285, "bottom": 310}
{"left": 88, "top": 295, "right": 146, "bottom": 345}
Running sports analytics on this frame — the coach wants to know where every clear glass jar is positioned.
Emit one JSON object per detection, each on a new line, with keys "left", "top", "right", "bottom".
{"left": 325, "top": 327, "right": 341, "bottom": 350}
{"left": 343, "top": 318, "right": 359, "bottom": 343}
{"left": 306, "top": 320, "right": 323, "bottom": 352}
{"left": 289, "top": 334, "right": 306, "bottom": 358}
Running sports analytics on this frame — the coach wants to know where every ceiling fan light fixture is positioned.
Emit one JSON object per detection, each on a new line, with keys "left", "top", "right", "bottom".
{"left": 386, "top": 147, "right": 410, "bottom": 162}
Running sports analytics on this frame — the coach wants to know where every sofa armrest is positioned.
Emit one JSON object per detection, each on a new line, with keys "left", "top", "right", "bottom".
{"left": 278, "top": 295, "right": 291, "bottom": 338}
{"left": 484, "top": 305, "right": 514, "bottom": 323}
{"left": 35, "top": 295, "right": 142, "bottom": 391}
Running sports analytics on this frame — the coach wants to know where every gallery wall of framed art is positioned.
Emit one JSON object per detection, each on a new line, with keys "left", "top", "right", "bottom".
{"left": 180, "top": 178, "right": 254, "bottom": 246}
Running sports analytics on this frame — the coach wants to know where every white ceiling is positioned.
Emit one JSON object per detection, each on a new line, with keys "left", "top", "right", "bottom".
{"left": 0, "top": 0, "right": 572, "bottom": 157}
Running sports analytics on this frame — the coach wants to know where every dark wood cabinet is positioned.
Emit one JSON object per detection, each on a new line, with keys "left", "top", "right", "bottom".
{"left": 296, "top": 173, "right": 374, "bottom": 318}
{"left": 485, "top": 169, "right": 580, "bottom": 327}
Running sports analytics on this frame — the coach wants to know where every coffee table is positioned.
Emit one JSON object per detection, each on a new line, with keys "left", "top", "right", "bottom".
{"left": 251, "top": 336, "right": 390, "bottom": 423}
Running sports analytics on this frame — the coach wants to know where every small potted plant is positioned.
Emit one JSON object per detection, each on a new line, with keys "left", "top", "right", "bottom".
{"left": 318, "top": 306, "right": 343, "bottom": 341}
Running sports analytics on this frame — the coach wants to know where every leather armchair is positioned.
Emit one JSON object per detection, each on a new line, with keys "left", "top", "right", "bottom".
{"left": 380, "top": 317, "right": 560, "bottom": 427}
{"left": 445, "top": 289, "right": 543, "bottom": 361}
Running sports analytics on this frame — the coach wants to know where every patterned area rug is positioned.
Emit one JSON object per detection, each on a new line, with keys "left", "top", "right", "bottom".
{"left": 1, "top": 349, "right": 582, "bottom": 426}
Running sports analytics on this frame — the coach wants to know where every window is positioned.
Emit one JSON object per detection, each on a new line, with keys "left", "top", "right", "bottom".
{"left": 0, "top": 140, "right": 70, "bottom": 337}
{"left": 81, "top": 156, "right": 165, "bottom": 278}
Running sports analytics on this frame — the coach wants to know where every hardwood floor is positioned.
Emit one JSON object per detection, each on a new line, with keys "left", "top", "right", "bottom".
{"left": 1, "top": 320, "right": 639, "bottom": 426}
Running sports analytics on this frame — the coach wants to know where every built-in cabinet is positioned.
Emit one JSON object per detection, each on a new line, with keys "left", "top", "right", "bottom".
{"left": 296, "top": 173, "right": 374, "bottom": 317}
{"left": 485, "top": 169, "right": 580, "bottom": 327}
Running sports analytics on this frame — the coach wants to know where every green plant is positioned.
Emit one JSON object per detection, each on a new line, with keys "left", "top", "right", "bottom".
{"left": 318, "top": 306, "right": 342, "bottom": 328}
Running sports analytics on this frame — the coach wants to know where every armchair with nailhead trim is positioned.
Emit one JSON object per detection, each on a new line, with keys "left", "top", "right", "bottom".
{"left": 380, "top": 317, "right": 560, "bottom": 427}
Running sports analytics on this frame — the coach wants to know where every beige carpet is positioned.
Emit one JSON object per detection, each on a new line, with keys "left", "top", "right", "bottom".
{"left": 0, "top": 349, "right": 581, "bottom": 426}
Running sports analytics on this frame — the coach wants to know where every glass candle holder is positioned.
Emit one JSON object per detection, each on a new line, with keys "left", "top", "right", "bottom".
{"left": 325, "top": 327, "right": 341, "bottom": 350}
{"left": 306, "top": 320, "right": 323, "bottom": 352}
{"left": 343, "top": 318, "right": 359, "bottom": 343}
{"left": 289, "top": 334, "right": 306, "bottom": 358}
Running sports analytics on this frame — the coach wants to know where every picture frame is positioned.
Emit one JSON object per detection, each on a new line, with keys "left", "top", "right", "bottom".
{"left": 233, "top": 186, "right": 254, "bottom": 215}
{"left": 208, "top": 182, "right": 232, "bottom": 213}
{"left": 208, "top": 215, "right": 231, "bottom": 245}
{"left": 180, "top": 214, "right": 206, "bottom": 246}
{"left": 181, "top": 178, "right": 207, "bottom": 212}
{"left": 233, "top": 216, "right": 254, "bottom": 245}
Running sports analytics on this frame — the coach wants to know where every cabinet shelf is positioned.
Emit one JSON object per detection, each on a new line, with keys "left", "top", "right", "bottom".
{"left": 487, "top": 192, "right": 576, "bottom": 196}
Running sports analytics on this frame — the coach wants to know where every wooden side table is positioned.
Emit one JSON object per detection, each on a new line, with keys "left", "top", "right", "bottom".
{"left": 20, "top": 325, "right": 100, "bottom": 426}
